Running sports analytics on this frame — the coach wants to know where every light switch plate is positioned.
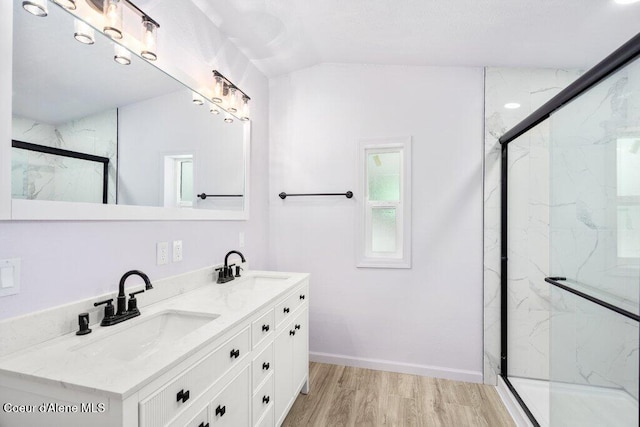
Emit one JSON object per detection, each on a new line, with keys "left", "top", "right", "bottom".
{"left": 0, "top": 258, "right": 21, "bottom": 297}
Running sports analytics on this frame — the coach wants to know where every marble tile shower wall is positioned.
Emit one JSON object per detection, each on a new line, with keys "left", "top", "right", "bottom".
{"left": 483, "top": 68, "right": 583, "bottom": 385}
{"left": 11, "top": 110, "right": 117, "bottom": 204}
{"left": 548, "top": 59, "right": 640, "bottom": 396}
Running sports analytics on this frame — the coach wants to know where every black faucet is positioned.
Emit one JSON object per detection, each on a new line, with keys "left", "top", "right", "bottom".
{"left": 94, "top": 270, "right": 153, "bottom": 326}
{"left": 216, "top": 250, "right": 246, "bottom": 283}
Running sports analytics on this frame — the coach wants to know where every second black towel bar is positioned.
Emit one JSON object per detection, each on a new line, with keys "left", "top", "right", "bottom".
{"left": 279, "top": 191, "right": 353, "bottom": 199}
{"left": 198, "top": 193, "right": 243, "bottom": 199}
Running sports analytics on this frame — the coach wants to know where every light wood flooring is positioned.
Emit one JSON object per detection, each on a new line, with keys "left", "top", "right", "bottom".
{"left": 282, "top": 362, "right": 515, "bottom": 427}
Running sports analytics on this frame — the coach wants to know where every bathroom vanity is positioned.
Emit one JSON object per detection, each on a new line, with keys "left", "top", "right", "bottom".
{"left": 0, "top": 270, "right": 309, "bottom": 427}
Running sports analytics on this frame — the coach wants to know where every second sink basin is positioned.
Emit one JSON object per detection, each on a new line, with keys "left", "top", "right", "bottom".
{"left": 74, "top": 310, "right": 219, "bottom": 361}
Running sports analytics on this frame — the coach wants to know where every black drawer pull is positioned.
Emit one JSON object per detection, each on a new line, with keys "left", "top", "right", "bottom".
{"left": 230, "top": 348, "right": 240, "bottom": 359}
{"left": 198, "top": 423, "right": 209, "bottom": 427}
{"left": 262, "top": 395, "right": 270, "bottom": 404}
{"left": 283, "top": 307, "right": 290, "bottom": 314}
{"left": 290, "top": 330, "right": 296, "bottom": 336}
{"left": 215, "top": 405, "right": 226, "bottom": 417}
{"left": 300, "top": 294, "right": 305, "bottom": 300}
{"left": 262, "top": 362, "right": 270, "bottom": 370}
{"left": 262, "top": 324, "right": 270, "bottom": 332}
{"left": 295, "top": 324, "right": 301, "bottom": 330}
{"left": 176, "top": 389, "right": 190, "bottom": 403}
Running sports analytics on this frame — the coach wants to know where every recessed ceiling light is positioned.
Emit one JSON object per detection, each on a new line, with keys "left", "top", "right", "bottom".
{"left": 504, "top": 102, "right": 521, "bottom": 109}
{"left": 614, "top": 0, "right": 640, "bottom": 4}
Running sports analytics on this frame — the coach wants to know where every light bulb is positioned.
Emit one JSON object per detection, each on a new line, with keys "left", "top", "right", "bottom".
{"left": 74, "top": 19, "right": 95, "bottom": 45}
{"left": 53, "top": 0, "right": 76, "bottom": 10}
{"left": 103, "top": 0, "right": 123, "bottom": 40}
{"left": 140, "top": 17, "right": 158, "bottom": 61}
{"left": 22, "top": 0, "right": 48, "bottom": 16}
{"left": 240, "top": 96, "right": 250, "bottom": 121}
{"left": 227, "top": 87, "right": 238, "bottom": 113}
{"left": 113, "top": 44, "right": 131, "bottom": 65}
{"left": 212, "top": 76, "right": 224, "bottom": 103}
{"left": 504, "top": 102, "right": 521, "bottom": 109}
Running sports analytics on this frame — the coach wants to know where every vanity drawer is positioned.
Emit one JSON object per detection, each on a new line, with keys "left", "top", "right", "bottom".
{"left": 252, "top": 342, "right": 273, "bottom": 391}
{"left": 185, "top": 406, "right": 208, "bottom": 427}
{"left": 275, "top": 282, "right": 308, "bottom": 329}
{"left": 252, "top": 374, "right": 274, "bottom": 426}
{"left": 252, "top": 309, "right": 274, "bottom": 349}
{"left": 139, "top": 327, "right": 250, "bottom": 427}
{"left": 256, "top": 404, "right": 274, "bottom": 427}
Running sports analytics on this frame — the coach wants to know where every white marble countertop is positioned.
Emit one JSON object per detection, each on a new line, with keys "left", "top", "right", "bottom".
{"left": 0, "top": 270, "right": 308, "bottom": 399}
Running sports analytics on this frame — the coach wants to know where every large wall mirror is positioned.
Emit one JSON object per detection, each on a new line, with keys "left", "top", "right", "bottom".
{"left": 9, "top": 0, "right": 250, "bottom": 220}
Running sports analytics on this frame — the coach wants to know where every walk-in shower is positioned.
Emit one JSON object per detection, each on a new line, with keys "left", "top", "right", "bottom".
{"left": 500, "top": 34, "right": 640, "bottom": 426}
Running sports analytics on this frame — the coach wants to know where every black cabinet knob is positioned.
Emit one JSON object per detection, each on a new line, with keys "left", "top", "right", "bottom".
{"left": 262, "top": 395, "right": 270, "bottom": 404}
{"left": 299, "top": 294, "right": 305, "bottom": 300}
{"left": 283, "top": 307, "right": 290, "bottom": 314}
{"left": 262, "top": 324, "right": 270, "bottom": 332}
{"left": 198, "top": 423, "right": 209, "bottom": 427}
{"left": 289, "top": 330, "right": 296, "bottom": 336}
{"left": 295, "top": 324, "right": 301, "bottom": 330}
{"left": 215, "top": 405, "right": 226, "bottom": 417}
{"left": 230, "top": 348, "right": 240, "bottom": 359}
{"left": 176, "top": 389, "right": 190, "bottom": 403}
{"left": 262, "top": 362, "right": 270, "bottom": 370}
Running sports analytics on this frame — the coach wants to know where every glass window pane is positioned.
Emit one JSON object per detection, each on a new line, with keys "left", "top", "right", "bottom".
{"left": 367, "top": 151, "right": 400, "bottom": 201}
{"left": 179, "top": 160, "right": 193, "bottom": 203}
{"left": 617, "top": 138, "right": 640, "bottom": 197}
{"left": 618, "top": 205, "right": 640, "bottom": 259}
{"left": 371, "top": 207, "right": 397, "bottom": 252}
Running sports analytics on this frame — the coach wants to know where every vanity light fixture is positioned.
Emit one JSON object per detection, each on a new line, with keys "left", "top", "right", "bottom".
{"left": 103, "top": 0, "right": 124, "bottom": 39}
{"left": 140, "top": 17, "right": 158, "bottom": 61}
{"left": 113, "top": 44, "right": 131, "bottom": 65}
{"left": 211, "top": 70, "right": 251, "bottom": 121}
{"left": 74, "top": 19, "right": 95, "bottom": 45}
{"left": 192, "top": 92, "right": 205, "bottom": 106}
{"left": 53, "top": 0, "right": 76, "bottom": 10}
{"left": 22, "top": 0, "right": 48, "bottom": 17}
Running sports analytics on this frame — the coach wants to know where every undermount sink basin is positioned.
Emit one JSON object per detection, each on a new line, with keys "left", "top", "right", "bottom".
{"left": 74, "top": 310, "right": 219, "bottom": 361}
{"left": 241, "top": 275, "right": 290, "bottom": 287}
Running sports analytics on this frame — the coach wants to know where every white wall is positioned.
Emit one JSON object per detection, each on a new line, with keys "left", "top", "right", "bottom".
{"left": 0, "top": 0, "right": 270, "bottom": 320}
{"left": 269, "top": 63, "right": 485, "bottom": 382}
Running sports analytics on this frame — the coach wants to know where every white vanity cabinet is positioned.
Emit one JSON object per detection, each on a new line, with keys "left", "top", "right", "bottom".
{"left": 274, "top": 284, "right": 309, "bottom": 426}
{"left": 0, "top": 273, "right": 310, "bottom": 427}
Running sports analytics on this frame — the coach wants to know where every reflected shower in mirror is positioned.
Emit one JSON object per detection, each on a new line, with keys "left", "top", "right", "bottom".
{"left": 11, "top": 0, "right": 247, "bottom": 212}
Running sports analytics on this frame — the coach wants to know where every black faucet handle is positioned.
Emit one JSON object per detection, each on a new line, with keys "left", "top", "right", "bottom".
{"left": 235, "top": 265, "right": 243, "bottom": 277}
{"left": 94, "top": 298, "right": 115, "bottom": 319}
{"left": 129, "top": 289, "right": 145, "bottom": 298}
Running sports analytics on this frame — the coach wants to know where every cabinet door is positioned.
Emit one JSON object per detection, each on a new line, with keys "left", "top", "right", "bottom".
{"left": 185, "top": 407, "right": 209, "bottom": 427}
{"left": 292, "top": 308, "right": 309, "bottom": 394}
{"left": 273, "top": 320, "right": 294, "bottom": 425}
{"left": 209, "top": 366, "right": 250, "bottom": 427}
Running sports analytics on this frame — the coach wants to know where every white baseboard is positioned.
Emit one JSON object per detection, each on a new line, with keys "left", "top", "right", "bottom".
{"left": 496, "top": 376, "right": 534, "bottom": 427}
{"left": 309, "top": 351, "right": 483, "bottom": 384}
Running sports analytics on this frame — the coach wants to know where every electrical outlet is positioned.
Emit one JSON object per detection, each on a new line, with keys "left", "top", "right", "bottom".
{"left": 239, "top": 232, "right": 245, "bottom": 248}
{"left": 157, "top": 242, "right": 169, "bottom": 265}
{"left": 173, "top": 240, "right": 183, "bottom": 262}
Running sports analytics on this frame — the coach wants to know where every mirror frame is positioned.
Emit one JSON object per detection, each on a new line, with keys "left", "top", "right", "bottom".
{"left": 2, "top": 0, "right": 251, "bottom": 221}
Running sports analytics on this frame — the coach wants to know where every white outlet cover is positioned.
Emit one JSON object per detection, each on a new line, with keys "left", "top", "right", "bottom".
{"left": 157, "top": 242, "right": 169, "bottom": 265}
{"left": 173, "top": 240, "right": 183, "bottom": 262}
{"left": 0, "top": 258, "right": 21, "bottom": 297}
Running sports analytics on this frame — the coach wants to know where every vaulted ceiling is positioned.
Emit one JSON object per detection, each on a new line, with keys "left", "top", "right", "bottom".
{"left": 184, "top": 0, "right": 640, "bottom": 76}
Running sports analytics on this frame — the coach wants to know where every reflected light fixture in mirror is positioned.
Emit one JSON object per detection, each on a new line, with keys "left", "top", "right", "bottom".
{"left": 224, "top": 113, "right": 234, "bottom": 123}
{"left": 22, "top": 0, "right": 48, "bottom": 17}
{"left": 53, "top": 0, "right": 76, "bottom": 10}
{"left": 74, "top": 19, "right": 95, "bottom": 44}
{"left": 113, "top": 43, "right": 131, "bottom": 64}
{"left": 192, "top": 92, "right": 205, "bottom": 105}
{"left": 140, "top": 17, "right": 158, "bottom": 61}
{"left": 240, "top": 96, "right": 250, "bottom": 121}
{"left": 209, "top": 102, "right": 221, "bottom": 115}
{"left": 103, "top": 0, "right": 124, "bottom": 39}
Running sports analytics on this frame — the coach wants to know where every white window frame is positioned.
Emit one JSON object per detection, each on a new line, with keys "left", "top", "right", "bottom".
{"left": 357, "top": 137, "right": 412, "bottom": 269}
